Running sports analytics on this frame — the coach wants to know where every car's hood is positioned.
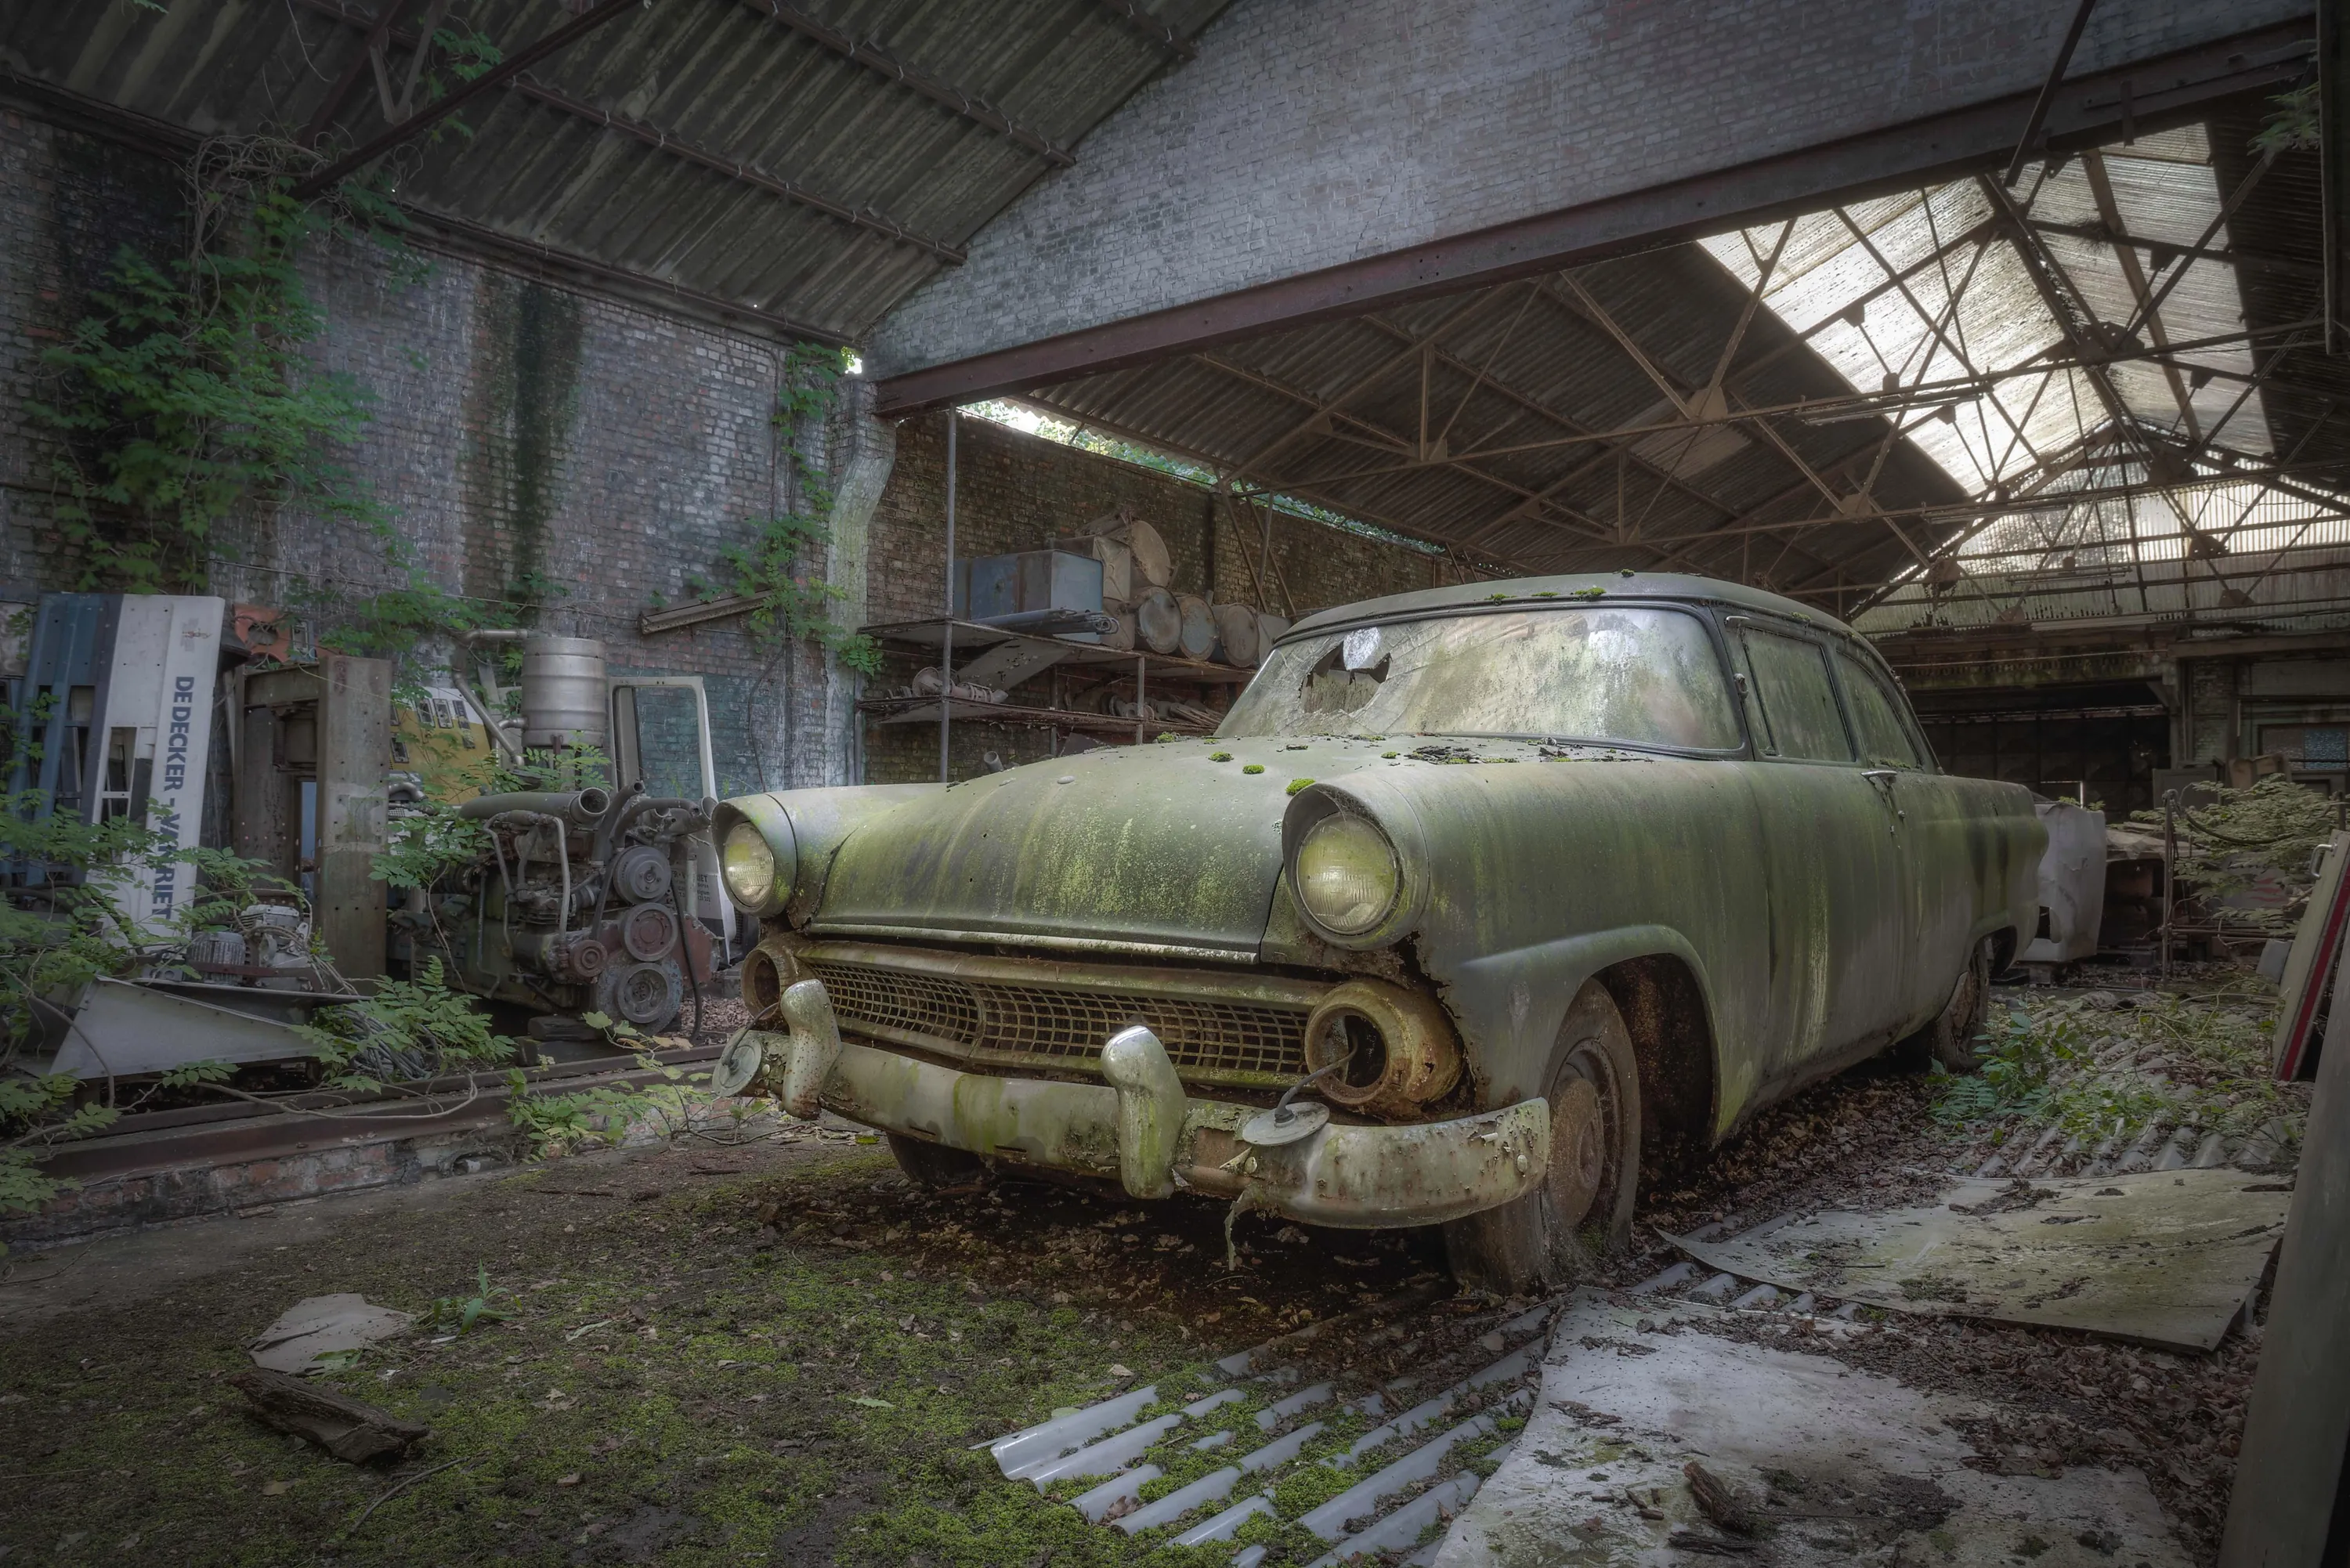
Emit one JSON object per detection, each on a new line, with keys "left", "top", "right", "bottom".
{"left": 811, "top": 735, "right": 1421, "bottom": 959}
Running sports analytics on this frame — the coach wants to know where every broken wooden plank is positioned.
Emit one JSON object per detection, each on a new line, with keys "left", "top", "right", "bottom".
{"left": 228, "top": 1368, "right": 431, "bottom": 1463}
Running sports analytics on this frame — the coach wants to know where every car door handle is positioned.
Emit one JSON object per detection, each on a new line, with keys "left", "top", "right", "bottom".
{"left": 1862, "top": 769, "right": 1899, "bottom": 782}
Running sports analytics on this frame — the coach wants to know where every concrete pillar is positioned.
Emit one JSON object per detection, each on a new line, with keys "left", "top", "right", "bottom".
{"left": 777, "top": 374, "right": 895, "bottom": 789}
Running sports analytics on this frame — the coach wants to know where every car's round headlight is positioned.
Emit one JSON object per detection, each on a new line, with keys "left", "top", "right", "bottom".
{"left": 1295, "top": 812, "right": 1400, "bottom": 935}
{"left": 721, "top": 819, "right": 779, "bottom": 909}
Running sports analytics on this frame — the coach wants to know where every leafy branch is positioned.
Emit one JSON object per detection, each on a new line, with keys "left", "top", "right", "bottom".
{"left": 27, "top": 136, "right": 410, "bottom": 593}
{"left": 705, "top": 343, "right": 881, "bottom": 674}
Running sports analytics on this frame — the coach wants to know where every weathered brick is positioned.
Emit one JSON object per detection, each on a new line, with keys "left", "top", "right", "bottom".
{"left": 871, "top": 0, "right": 2301, "bottom": 376}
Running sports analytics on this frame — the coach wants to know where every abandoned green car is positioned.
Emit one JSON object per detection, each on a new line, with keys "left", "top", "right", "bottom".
{"left": 710, "top": 573, "right": 2043, "bottom": 1288}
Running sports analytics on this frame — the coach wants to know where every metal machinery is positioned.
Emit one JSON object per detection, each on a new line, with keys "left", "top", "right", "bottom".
{"left": 231, "top": 652, "right": 394, "bottom": 977}
{"left": 392, "top": 632, "right": 734, "bottom": 1035}
{"left": 3, "top": 594, "right": 226, "bottom": 936}
{"left": 5, "top": 599, "right": 732, "bottom": 1061}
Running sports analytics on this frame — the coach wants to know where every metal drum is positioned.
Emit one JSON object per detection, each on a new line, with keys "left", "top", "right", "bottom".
{"left": 1135, "top": 587, "right": 1182, "bottom": 655}
{"left": 1176, "top": 594, "right": 1217, "bottom": 660}
{"left": 1098, "top": 601, "right": 1137, "bottom": 652}
{"left": 1124, "top": 518, "right": 1173, "bottom": 589}
{"left": 521, "top": 635, "right": 608, "bottom": 750}
{"left": 1213, "top": 602, "right": 1260, "bottom": 666}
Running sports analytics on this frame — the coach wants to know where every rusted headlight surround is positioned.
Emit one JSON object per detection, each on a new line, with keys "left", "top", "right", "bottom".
{"left": 712, "top": 800, "right": 797, "bottom": 918}
{"left": 721, "top": 821, "right": 776, "bottom": 907}
{"left": 1294, "top": 812, "right": 1401, "bottom": 936}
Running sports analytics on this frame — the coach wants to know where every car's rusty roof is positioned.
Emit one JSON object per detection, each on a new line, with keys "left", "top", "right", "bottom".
{"left": 1284, "top": 572, "right": 1851, "bottom": 643}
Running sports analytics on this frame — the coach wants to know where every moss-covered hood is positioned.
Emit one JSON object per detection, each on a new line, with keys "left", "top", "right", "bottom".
{"left": 810, "top": 736, "right": 1410, "bottom": 959}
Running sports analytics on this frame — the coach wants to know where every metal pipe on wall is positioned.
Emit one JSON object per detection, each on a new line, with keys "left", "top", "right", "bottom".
{"left": 941, "top": 412, "right": 956, "bottom": 783}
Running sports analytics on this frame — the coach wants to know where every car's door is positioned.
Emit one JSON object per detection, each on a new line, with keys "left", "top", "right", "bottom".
{"left": 1725, "top": 616, "right": 1915, "bottom": 1076}
{"left": 1830, "top": 642, "right": 1971, "bottom": 1028}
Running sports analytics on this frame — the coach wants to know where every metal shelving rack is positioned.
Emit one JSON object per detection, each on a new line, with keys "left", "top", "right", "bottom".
{"left": 858, "top": 616, "right": 1251, "bottom": 749}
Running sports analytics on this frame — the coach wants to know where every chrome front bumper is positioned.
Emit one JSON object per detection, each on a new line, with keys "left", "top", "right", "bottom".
{"left": 733, "top": 978, "right": 1549, "bottom": 1230}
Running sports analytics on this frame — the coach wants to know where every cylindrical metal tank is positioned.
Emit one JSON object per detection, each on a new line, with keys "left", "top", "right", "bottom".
{"left": 521, "top": 636, "right": 607, "bottom": 750}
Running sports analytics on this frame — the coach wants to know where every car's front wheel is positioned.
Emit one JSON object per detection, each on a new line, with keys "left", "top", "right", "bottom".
{"left": 1442, "top": 981, "right": 1641, "bottom": 1294}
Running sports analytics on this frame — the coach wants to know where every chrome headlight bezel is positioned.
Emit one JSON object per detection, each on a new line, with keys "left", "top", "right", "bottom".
{"left": 711, "top": 799, "right": 796, "bottom": 918}
{"left": 1281, "top": 786, "right": 1421, "bottom": 948}
{"left": 1293, "top": 811, "right": 1401, "bottom": 936}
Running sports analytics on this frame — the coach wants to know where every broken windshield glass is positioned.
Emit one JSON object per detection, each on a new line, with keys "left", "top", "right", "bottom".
{"left": 1218, "top": 605, "right": 1740, "bottom": 748}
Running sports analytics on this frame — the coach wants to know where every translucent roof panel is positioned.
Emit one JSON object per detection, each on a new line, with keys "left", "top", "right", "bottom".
{"left": 1701, "top": 125, "right": 2337, "bottom": 634}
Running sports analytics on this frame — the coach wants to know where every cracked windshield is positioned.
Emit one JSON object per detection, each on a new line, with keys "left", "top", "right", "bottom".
{"left": 1218, "top": 604, "right": 1741, "bottom": 749}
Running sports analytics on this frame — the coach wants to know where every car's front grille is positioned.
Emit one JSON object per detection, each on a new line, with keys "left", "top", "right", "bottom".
{"left": 799, "top": 945, "right": 1323, "bottom": 1090}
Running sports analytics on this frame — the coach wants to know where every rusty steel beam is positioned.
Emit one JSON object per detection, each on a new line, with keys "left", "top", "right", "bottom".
{"left": 2081, "top": 149, "right": 2202, "bottom": 441}
{"left": 873, "top": 20, "right": 2308, "bottom": 416}
{"left": 2026, "top": 219, "right": 2321, "bottom": 281}
{"left": 1241, "top": 316, "right": 2319, "bottom": 495}
{"left": 737, "top": 0, "right": 1076, "bottom": 168}
{"left": 292, "top": 0, "right": 649, "bottom": 197}
{"left": 2003, "top": 0, "right": 2100, "bottom": 186}
{"left": 1094, "top": 0, "right": 1195, "bottom": 60}
{"left": 1656, "top": 455, "right": 2350, "bottom": 546}
{"left": 298, "top": 0, "right": 412, "bottom": 144}
{"left": 2120, "top": 142, "right": 2282, "bottom": 343}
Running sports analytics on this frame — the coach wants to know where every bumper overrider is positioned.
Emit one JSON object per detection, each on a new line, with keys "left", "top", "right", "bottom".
{"left": 724, "top": 979, "right": 1551, "bottom": 1229}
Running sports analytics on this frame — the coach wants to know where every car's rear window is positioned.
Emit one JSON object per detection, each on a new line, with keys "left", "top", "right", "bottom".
{"left": 1218, "top": 605, "right": 1740, "bottom": 749}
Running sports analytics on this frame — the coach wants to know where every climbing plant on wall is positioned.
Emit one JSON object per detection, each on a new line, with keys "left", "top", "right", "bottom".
{"left": 30, "top": 133, "right": 517, "bottom": 668}
{"left": 715, "top": 342, "right": 882, "bottom": 674}
{"left": 31, "top": 137, "right": 396, "bottom": 591}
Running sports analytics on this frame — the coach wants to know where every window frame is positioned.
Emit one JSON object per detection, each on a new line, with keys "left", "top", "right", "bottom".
{"left": 1723, "top": 614, "right": 1859, "bottom": 765}
{"left": 1828, "top": 638, "right": 1940, "bottom": 775}
{"left": 1219, "top": 598, "right": 1751, "bottom": 760}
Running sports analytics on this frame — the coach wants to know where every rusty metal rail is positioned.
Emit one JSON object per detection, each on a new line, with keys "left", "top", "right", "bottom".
{"left": 30, "top": 1043, "right": 721, "bottom": 1187}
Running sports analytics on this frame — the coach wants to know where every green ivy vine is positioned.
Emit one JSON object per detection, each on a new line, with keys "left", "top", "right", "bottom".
{"left": 30, "top": 137, "right": 405, "bottom": 592}
{"left": 712, "top": 342, "right": 881, "bottom": 674}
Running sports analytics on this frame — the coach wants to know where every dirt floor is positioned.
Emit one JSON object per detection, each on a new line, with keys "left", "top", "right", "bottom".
{"left": 0, "top": 972, "right": 2302, "bottom": 1566}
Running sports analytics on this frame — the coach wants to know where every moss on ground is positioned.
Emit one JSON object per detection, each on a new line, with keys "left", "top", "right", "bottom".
{"left": 0, "top": 1135, "right": 1447, "bottom": 1566}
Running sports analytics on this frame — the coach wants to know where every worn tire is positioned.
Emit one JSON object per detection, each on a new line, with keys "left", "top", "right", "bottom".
{"left": 1442, "top": 981, "right": 1641, "bottom": 1294}
{"left": 885, "top": 1133, "right": 988, "bottom": 1191}
{"left": 1902, "top": 938, "right": 1994, "bottom": 1072}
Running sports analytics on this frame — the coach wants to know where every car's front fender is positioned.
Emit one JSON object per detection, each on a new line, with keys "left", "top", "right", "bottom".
{"left": 1434, "top": 923, "right": 1737, "bottom": 1126}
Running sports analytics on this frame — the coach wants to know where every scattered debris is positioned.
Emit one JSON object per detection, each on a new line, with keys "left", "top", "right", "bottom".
{"left": 248, "top": 1294, "right": 414, "bottom": 1374}
{"left": 1666, "top": 1169, "right": 2290, "bottom": 1351}
{"left": 227, "top": 1368, "right": 431, "bottom": 1463}
{"left": 1683, "top": 1459, "right": 1756, "bottom": 1534}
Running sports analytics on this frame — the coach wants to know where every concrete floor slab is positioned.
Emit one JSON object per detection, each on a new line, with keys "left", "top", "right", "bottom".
{"left": 1437, "top": 1293, "right": 2187, "bottom": 1568}
{"left": 1668, "top": 1169, "right": 2290, "bottom": 1351}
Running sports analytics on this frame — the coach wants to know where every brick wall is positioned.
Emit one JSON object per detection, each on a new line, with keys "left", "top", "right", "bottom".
{"left": 862, "top": 412, "right": 1442, "bottom": 782}
{"left": 0, "top": 105, "right": 865, "bottom": 800}
{"left": 870, "top": 0, "right": 2305, "bottom": 377}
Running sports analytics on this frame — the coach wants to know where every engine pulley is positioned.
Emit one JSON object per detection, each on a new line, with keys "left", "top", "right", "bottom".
{"left": 610, "top": 845, "right": 674, "bottom": 905}
{"left": 619, "top": 902, "right": 680, "bottom": 963}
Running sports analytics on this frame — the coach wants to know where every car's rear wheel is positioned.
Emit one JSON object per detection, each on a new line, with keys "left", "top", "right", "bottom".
{"left": 885, "top": 1133, "right": 988, "bottom": 1191}
{"left": 1442, "top": 981, "right": 1640, "bottom": 1294}
{"left": 1899, "top": 937, "right": 1993, "bottom": 1072}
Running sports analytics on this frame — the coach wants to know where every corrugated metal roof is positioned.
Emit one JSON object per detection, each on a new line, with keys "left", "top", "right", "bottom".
{"left": 0, "top": 0, "right": 1227, "bottom": 341}
{"left": 1012, "top": 94, "right": 2344, "bottom": 629}
{"left": 1025, "top": 240, "right": 1979, "bottom": 617}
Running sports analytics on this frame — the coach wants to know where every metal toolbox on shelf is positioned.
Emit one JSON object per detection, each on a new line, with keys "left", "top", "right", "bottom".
{"left": 953, "top": 550, "right": 1105, "bottom": 630}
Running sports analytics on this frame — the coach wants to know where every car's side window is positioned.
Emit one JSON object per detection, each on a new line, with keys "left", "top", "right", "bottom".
{"left": 1833, "top": 648, "right": 1925, "bottom": 770}
{"left": 1740, "top": 627, "right": 1855, "bottom": 762}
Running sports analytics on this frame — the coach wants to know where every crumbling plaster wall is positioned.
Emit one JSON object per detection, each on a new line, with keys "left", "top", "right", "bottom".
{"left": 0, "top": 102, "right": 880, "bottom": 796}
{"left": 870, "top": 0, "right": 2305, "bottom": 378}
